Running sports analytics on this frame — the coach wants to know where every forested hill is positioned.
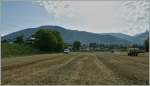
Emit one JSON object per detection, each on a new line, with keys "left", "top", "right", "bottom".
{"left": 2, "top": 25, "right": 149, "bottom": 45}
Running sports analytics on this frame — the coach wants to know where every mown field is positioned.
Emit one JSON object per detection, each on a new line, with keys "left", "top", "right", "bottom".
{"left": 1, "top": 52, "right": 149, "bottom": 85}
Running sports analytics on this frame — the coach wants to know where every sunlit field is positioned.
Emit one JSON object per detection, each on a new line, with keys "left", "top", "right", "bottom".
{"left": 2, "top": 52, "right": 149, "bottom": 85}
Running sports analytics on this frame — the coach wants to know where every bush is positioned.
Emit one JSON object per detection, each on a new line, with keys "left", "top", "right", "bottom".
{"left": 14, "top": 35, "right": 24, "bottom": 44}
{"left": 1, "top": 43, "right": 39, "bottom": 58}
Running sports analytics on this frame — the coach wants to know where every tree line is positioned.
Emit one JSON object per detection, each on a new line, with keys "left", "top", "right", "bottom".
{"left": 1, "top": 29, "right": 149, "bottom": 52}
{"left": 2, "top": 29, "right": 82, "bottom": 52}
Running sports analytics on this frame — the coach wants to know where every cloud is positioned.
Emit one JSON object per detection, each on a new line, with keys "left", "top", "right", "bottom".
{"left": 118, "top": 1, "right": 149, "bottom": 35}
{"left": 34, "top": 0, "right": 149, "bottom": 36}
{"left": 34, "top": 0, "right": 76, "bottom": 18}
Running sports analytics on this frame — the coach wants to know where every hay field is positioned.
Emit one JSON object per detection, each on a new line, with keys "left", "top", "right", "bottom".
{"left": 1, "top": 52, "right": 149, "bottom": 85}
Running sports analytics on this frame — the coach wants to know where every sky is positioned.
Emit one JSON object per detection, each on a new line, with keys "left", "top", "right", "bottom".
{"left": 1, "top": 0, "right": 150, "bottom": 36}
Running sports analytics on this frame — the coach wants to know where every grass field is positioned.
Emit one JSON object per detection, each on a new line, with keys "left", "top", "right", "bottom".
{"left": 1, "top": 52, "right": 149, "bottom": 85}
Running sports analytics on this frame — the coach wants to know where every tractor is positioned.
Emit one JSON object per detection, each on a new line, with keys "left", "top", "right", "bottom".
{"left": 128, "top": 48, "right": 140, "bottom": 56}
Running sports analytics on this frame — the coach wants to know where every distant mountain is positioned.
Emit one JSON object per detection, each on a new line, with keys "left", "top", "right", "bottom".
{"left": 2, "top": 25, "right": 131, "bottom": 45}
{"left": 101, "top": 33, "right": 133, "bottom": 41}
{"left": 132, "top": 31, "right": 149, "bottom": 44}
{"left": 2, "top": 25, "right": 149, "bottom": 45}
{"left": 103, "top": 31, "right": 149, "bottom": 45}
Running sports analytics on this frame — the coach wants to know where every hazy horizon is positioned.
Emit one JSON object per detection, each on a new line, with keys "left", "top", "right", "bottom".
{"left": 1, "top": 0, "right": 149, "bottom": 36}
{"left": 1, "top": 24, "right": 149, "bottom": 37}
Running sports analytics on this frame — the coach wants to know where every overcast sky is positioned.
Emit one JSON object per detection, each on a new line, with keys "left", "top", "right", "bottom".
{"left": 1, "top": 0, "right": 149, "bottom": 36}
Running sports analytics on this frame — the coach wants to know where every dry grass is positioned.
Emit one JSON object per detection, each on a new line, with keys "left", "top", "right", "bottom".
{"left": 1, "top": 52, "right": 149, "bottom": 85}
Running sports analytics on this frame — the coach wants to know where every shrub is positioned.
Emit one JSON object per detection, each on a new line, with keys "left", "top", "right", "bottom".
{"left": 1, "top": 43, "right": 39, "bottom": 58}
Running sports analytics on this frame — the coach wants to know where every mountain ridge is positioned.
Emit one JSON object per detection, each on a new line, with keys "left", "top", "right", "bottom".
{"left": 2, "top": 25, "right": 149, "bottom": 45}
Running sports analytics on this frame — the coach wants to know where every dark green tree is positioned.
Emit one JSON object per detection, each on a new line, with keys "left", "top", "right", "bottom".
{"left": 32, "top": 29, "right": 64, "bottom": 52}
{"left": 89, "top": 43, "right": 97, "bottom": 50}
{"left": 64, "top": 43, "right": 69, "bottom": 49}
{"left": 73, "top": 41, "right": 81, "bottom": 51}
{"left": 144, "top": 37, "right": 149, "bottom": 52}
{"left": 132, "top": 44, "right": 138, "bottom": 48}
{"left": 1, "top": 39, "right": 8, "bottom": 43}
{"left": 53, "top": 31, "right": 64, "bottom": 51}
{"left": 33, "top": 29, "right": 57, "bottom": 51}
{"left": 14, "top": 35, "right": 24, "bottom": 44}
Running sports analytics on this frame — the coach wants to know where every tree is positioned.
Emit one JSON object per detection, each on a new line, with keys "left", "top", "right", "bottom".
{"left": 144, "top": 37, "right": 149, "bottom": 52}
{"left": 53, "top": 31, "right": 64, "bottom": 51}
{"left": 132, "top": 44, "right": 138, "bottom": 48}
{"left": 73, "top": 41, "right": 81, "bottom": 51}
{"left": 1, "top": 39, "right": 8, "bottom": 43}
{"left": 89, "top": 43, "right": 97, "bottom": 50}
{"left": 14, "top": 35, "right": 24, "bottom": 44}
{"left": 32, "top": 29, "right": 64, "bottom": 52}
{"left": 33, "top": 29, "right": 57, "bottom": 51}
